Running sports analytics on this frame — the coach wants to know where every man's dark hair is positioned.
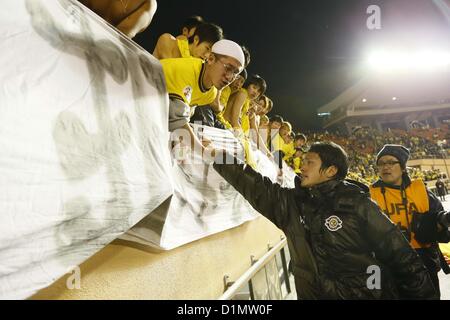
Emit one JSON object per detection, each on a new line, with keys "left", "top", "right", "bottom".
{"left": 270, "top": 115, "right": 284, "bottom": 124}
{"left": 241, "top": 45, "right": 251, "bottom": 68}
{"left": 308, "top": 142, "right": 349, "bottom": 180}
{"left": 244, "top": 74, "right": 267, "bottom": 96}
{"left": 182, "top": 15, "right": 204, "bottom": 31}
{"left": 188, "top": 22, "right": 223, "bottom": 44}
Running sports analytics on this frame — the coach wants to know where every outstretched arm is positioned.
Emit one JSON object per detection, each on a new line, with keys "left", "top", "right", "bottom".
{"left": 213, "top": 156, "right": 296, "bottom": 230}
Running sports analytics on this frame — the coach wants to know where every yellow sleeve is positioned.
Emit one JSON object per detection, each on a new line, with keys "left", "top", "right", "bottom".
{"left": 282, "top": 142, "right": 296, "bottom": 160}
{"left": 293, "top": 157, "right": 302, "bottom": 173}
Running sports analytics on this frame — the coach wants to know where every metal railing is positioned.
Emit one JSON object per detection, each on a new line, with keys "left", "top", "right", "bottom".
{"left": 219, "top": 236, "right": 290, "bottom": 300}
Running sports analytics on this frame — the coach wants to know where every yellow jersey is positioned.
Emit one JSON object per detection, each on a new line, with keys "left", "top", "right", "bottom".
{"left": 160, "top": 57, "right": 217, "bottom": 107}
{"left": 176, "top": 38, "right": 191, "bottom": 58}
{"left": 238, "top": 88, "right": 251, "bottom": 135}
{"left": 272, "top": 133, "right": 295, "bottom": 160}
{"left": 293, "top": 156, "right": 302, "bottom": 174}
{"left": 281, "top": 141, "right": 295, "bottom": 160}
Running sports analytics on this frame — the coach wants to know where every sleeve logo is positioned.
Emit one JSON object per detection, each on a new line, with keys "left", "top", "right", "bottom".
{"left": 183, "top": 86, "right": 193, "bottom": 104}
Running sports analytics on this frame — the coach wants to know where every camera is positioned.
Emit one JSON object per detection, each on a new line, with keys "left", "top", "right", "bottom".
{"left": 437, "top": 211, "right": 450, "bottom": 229}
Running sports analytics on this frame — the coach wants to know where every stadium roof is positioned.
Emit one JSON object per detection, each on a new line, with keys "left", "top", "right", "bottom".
{"left": 318, "top": 70, "right": 450, "bottom": 113}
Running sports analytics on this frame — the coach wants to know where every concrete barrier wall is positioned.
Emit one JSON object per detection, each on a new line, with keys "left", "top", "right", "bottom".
{"left": 32, "top": 217, "right": 284, "bottom": 299}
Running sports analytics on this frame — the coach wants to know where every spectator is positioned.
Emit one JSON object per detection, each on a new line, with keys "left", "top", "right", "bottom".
{"left": 179, "top": 15, "right": 204, "bottom": 39}
{"left": 435, "top": 178, "right": 447, "bottom": 202}
{"left": 370, "top": 144, "right": 450, "bottom": 298}
{"left": 223, "top": 74, "right": 266, "bottom": 134}
{"left": 160, "top": 39, "right": 244, "bottom": 156}
{"left": 153, "top": 22, "right": 223, "bottom": 60}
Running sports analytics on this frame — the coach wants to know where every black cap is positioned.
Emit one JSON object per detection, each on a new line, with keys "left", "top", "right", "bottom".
{"left": 376, "top": 144, "right": 410, "bottom": 168}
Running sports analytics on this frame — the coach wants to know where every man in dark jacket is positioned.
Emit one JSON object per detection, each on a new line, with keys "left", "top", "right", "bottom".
{"left": 435, "top": 178, "right": 447, "bottom": 202}
{"left": 213, "top": 141, "right": 437, "bottom": 299}
{"left": 370, "top": 144, "right": 450, "bottom": 299}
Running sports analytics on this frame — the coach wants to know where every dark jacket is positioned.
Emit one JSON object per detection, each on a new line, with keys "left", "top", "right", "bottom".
{"left": 435, "top": 181, "right": 447, "bottom": 197}
{"left": 213, "top": 161, "right": 438, "bottom": 299}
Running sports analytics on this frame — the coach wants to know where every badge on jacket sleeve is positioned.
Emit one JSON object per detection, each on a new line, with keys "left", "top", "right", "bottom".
{"left": 325, "top": 215, "right": 343, "bottom": 231}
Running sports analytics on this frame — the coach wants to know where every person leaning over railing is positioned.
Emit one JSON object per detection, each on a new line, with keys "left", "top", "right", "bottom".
{"left": 160, "top": 39, "right": 244, "bottom": 157}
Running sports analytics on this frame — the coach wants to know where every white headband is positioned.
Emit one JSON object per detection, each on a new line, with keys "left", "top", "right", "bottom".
{"left": 211, "top": 39, "right": 245, "bottom": 67}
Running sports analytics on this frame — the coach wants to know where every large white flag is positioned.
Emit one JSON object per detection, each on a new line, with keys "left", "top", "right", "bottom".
{"left": 0, "top": 0, "right": 298, "bottom": 299}
{"left": 122, "top": 124, "right": 297, "bottom": 250}
{"left": 0, "top": 0, "right": 173, "bottom": 299}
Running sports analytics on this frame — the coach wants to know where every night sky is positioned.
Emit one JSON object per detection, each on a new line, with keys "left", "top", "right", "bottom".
{"left": 134, "top": 0, "right": 450, "bottom": 132}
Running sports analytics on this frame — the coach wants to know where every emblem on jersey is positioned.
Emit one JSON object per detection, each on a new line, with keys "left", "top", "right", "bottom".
{"left": 183, "top": 86, "right": 193, "bottom": 104}
{"left": 325, "top": 215, "right": 343, "bottom": 231}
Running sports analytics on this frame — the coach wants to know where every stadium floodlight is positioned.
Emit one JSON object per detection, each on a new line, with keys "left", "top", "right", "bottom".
{"left": 367, "top": 50, "right": 450, "bottom": 73}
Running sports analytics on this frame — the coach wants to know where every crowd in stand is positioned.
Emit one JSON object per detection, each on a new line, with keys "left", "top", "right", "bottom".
{"left": 77, "top": 5, "right": 450, "bottom": 188}
{"left": 76, "top": 3, "right": 450, "bottom": 189}
{"left": 302, "top": 125, "right": 450, "bottom": 184}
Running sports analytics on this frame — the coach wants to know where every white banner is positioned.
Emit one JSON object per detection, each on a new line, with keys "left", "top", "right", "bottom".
{"left": 122, "top": 124, "right": 296, "bottom": 250}
{"left": 0, "top": 0, "right": 173, "bottom": 299}
{"left": 0, "top": 0, "right": 297, "bottom": 299}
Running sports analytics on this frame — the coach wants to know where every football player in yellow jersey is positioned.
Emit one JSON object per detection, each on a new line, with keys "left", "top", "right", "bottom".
{"left": 191, "top": 46, "right": 250, "bottom": 129}
{"left": 161, "top": 39, "right": 245, "bottom": 159}
{"left": 179, "top": 15, "right": 204, "bottom": 39}
{"left": 267, "top": 115, "right": 283, "bottom": 152}
{"left": 223, "top": 74, "right": 267, "bottom": 132}
{"left": 255, "top": 95, "right": 273, "bottom": 118}
{"left": 272, "top": 121, "right": 292, "bottom": 152}
{"left": 271, "top": 120, "right": 293, "bottom": 171}
{"left": 250, "top": 95, "right": 273, "bottom": 136}
{"left": 294, "top": 133, "right": 307, "bottom": 150}
{"left": 79, "top": 0, "right": 157, "bottom": 38}
{"left": 214, "top": 69, "right": 247, "bottom": 129}
{"left": 153, "top": 22, "right": 223, "bottom": 60}
{"left": 175, "top": 16, "right": 205, "bottom": 56}
{"left": 281, "top": 131, "right": 296, "bottom": 162}
{"left": 248, "top": 96, "right": 273, "bottom": 156}
{"left": 221, "top": 68, "right": 247, "bottom": 106}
